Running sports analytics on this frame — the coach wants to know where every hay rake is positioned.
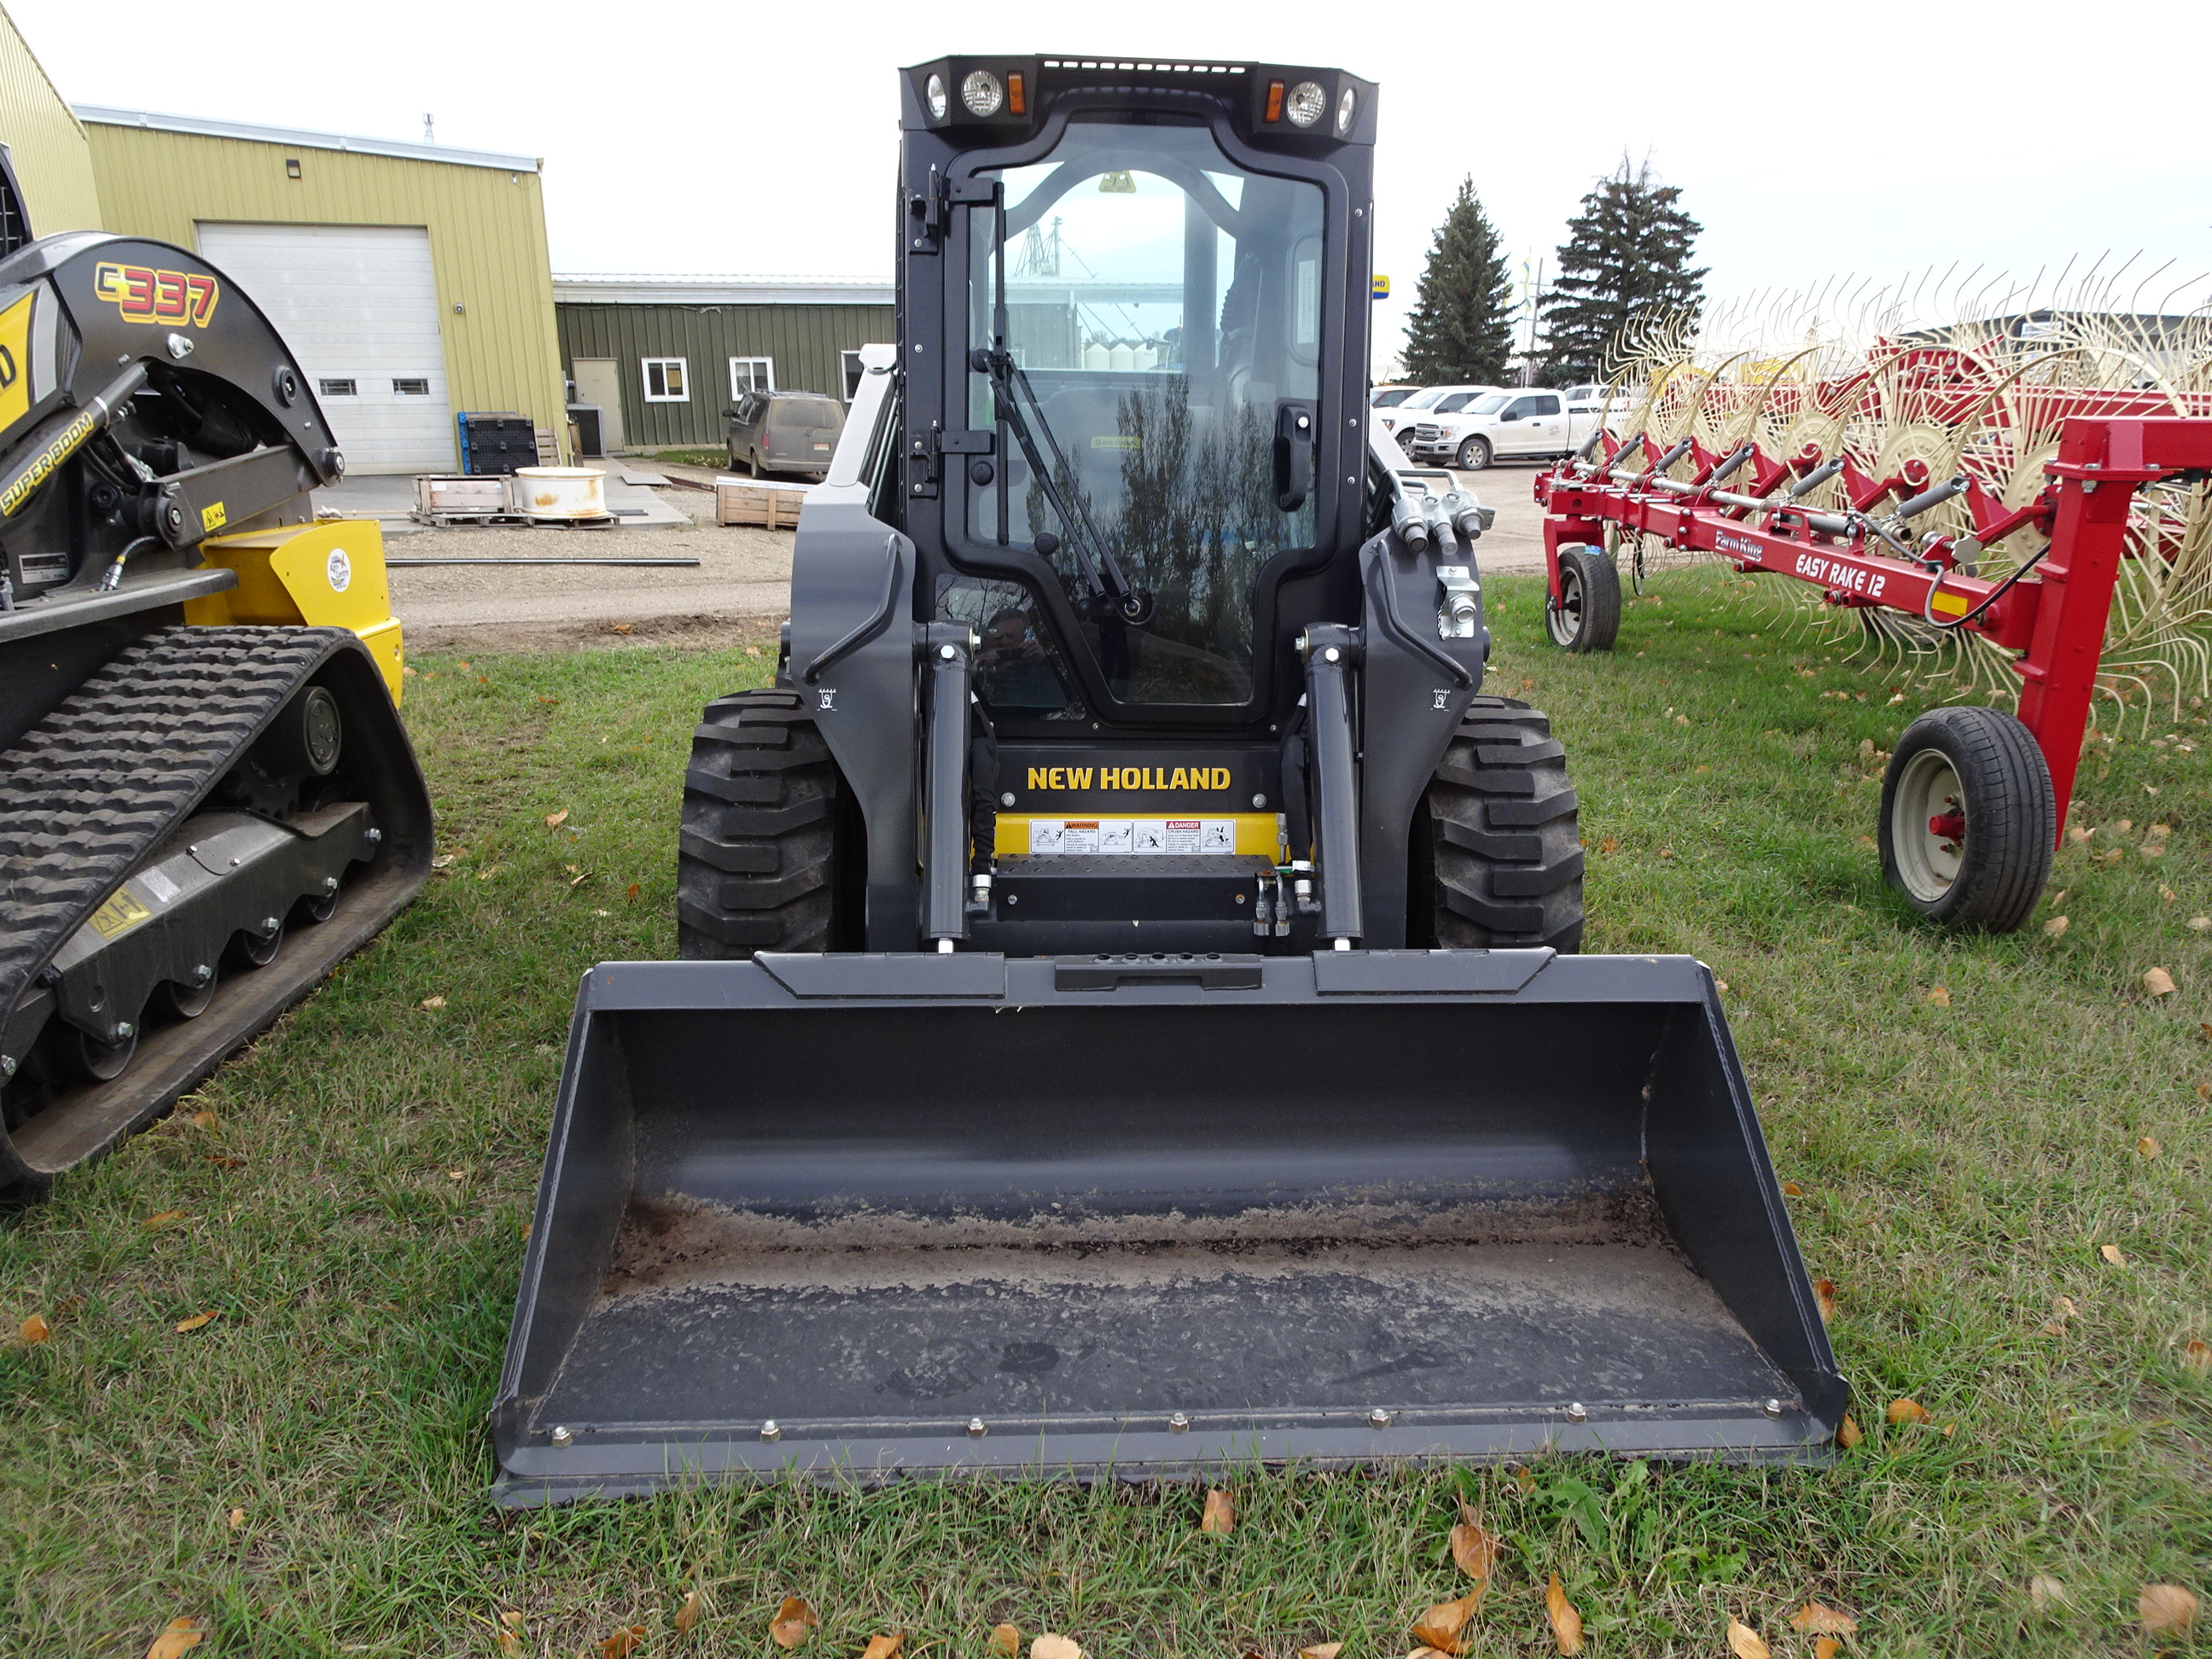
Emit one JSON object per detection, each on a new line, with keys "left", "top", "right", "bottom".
{"left": 1536, "top": 345, "right": 2212, "bottom": 928}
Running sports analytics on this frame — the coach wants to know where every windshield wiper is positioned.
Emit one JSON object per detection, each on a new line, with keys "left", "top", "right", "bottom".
{"left": 972, "top": 189, "right": 1150, "bottom": 625}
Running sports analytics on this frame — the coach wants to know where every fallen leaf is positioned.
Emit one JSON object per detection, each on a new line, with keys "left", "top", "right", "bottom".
{"left": 626, "top": 882, "right": 642, "bottom": 899}
{"left": 143, "top": 1209, "right": 184, "bottom": 1230}
{"left": 1030, "top": 1638, "right": 1082, "bottom": 1659}
{"left": 1512, "top": 1464, "right": 1535, "bottom": 1494}
{"left": 1413, "top": 1592, "right": 1480, "bottom": 1655}
{"left": 19, "top": 1313, "right": 49, "bottom": 1345}
{"left": 1598, "top": 837, "right": 1619, "bottom": 854}
{"left": 2183, "top": 1338, "right": 2210, "bottom": 1371}
{"left": 190, "top": 1110, "right": 218, "bottom": 1132}
{"left": 2043, "top": 915, "right": 2070, "bottom": 937}
{"left": 206, "top": 1155, "right": 247, "bottom": 1170}
{"left": 598, "top": 1626, "right": 647, "bottom": 1659}
{"left": 1449, "top": 1499, "right": 1499, "bottom": 1582}
{"left": 1926, "top": 986, "right": 1951, "bottom": 1008}
{"left": 1714, "top": 978, "right": 1729, "bottom": 992}
{"left": 859, "top": 1634, "right": 904, "bottom": 1659}
{"left": 2069, "top": 824, "right": 2093, "bottom": 843}
{"left": 1782, "top": 1180, "right": 1804, "bottom": 1196}
{"left": 1545, "top": 1575, "right": 1584, "bottom": 1656}
{"left": 1300, "top": 1646, "right": 1343, "bottom": 1659}
{"left": 569, "top": 870, "right": 592, "bottom": 888}
{"left": 173, "top": 1310, "right": 219, "bottom": 1333}
{"left": 146, "top": 1617, "right": 204, "bottom": 1659}
{"left": 1885, "top": 1397, "right": 1932, "bottom": 1425}
{"left": 545, "top": 809, "right": 570, "bottom": 829}
{"left": 2191, "top": 916, "right": 2211, "bottom": 932}
{"left": 1790, "top": 1603, "right": 1857, "bottom": 1635}
{"left": 1836, "top": 1412, "right": 1862, "bottom": 1448}
{"left": 447, "top": 1168, "right": 468, "bottom": 1183}
{"left": 1725, "top": 1618, "right": 1770, "bottom": 1659}
{"left": 988, "top": 1626, "right": 1021, "bottom": 1659}
{"left": 227, "top": 1508, "right": 244, "bottom": 1531}
{"left": 1813, "top": 1278, "right": 1839, "bottom": 1322}
{"left": 675, "top": 1590, "right": 702, "bottom": 1637}
{"left": 2145, "top": 967, "right": 2177, "bottom": 997}
{"left": 2053, "top": 1295, "right": 2079, "bottom": 1318}
{"left": 2101, "top": 1243, "right": 2128, "bottom": 1267}
{"left": 1201, "top": 1487, "right": 1234, "bottom": 1534}
{"left": 497, "top": 1628, "right": 521, "bottom": 1658}
{"left": 1814, "top": 1640, "right": 1841, "bottom": 1659}
{"left": 420, "top": 995, "right": 446, "bottom": 1010}
{"left": 2139, "top": 1136, "right": 2163, "bottom": 1158}
{"left": 2140, "top": 1584, "right": 2197, "bottom": 1634}
{"left": 770, "top": 1598, "right": 818, "bottom": 1650}
{"left": 2029, "top": 1575, "right": 2070, "bottom": 1610}
{"left": 612, "top": 622, "right": 635, "bottom": 635}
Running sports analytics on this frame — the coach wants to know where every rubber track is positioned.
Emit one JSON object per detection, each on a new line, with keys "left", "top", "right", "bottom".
{"left": 1423, "top": 696, "right": 1586, "bottom": 951}
{"left": 0, "top": 626, "right": 352, "bottom": 1054}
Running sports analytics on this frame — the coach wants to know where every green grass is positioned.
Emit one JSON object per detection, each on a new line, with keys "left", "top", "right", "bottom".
{"left": 3, "top": 569, "right": 2208, "bottom": 1657}
{"left": 644, "top": 449, "right": 729, "bottom": 470}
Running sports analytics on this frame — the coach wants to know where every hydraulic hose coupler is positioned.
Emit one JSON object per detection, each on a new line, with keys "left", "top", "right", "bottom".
{"left": 1388, "top": 491, "right": 1433, "bottom": 551}
{"left": 1290, "top": 860, "right": 1320, "bottom": 917}
{"left": 968, "top": 870, "right": 992, "bottom": 915}
{"left": 1252, "top": 873, "right": 1273, "bottom": 936}
{"left": 1439, "top": 489, "right": 1492, "bottom": 540}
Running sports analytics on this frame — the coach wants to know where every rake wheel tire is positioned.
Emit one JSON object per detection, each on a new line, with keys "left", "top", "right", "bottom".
{"left": 678, "top": 688, "right": 861, "bottom": 958}
{"left": 1415, "top": 696, "right": 1585, "bottom": 952}
{"left": 1545, "top": 544, "right": 1621, "bottom": 653}
{"left": 1877, "top": 705, "right": 2053, "bottom": 933}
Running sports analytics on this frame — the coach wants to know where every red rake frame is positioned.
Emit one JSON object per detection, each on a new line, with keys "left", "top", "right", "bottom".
{"left": 1535, "top": 415, "right": 2212, "bottom": 836}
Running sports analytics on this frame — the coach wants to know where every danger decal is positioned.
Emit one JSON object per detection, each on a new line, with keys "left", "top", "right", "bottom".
{"left": 93, "top": 262, "right": 220, "bottom": 329}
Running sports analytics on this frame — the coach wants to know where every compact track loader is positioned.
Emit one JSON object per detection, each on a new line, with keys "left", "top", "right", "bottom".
{"left": 494, "top": 57, "right": 1843, "bottom": 1501}
{"left": 0, "top": 152, "right": 431, "bottom": 1196}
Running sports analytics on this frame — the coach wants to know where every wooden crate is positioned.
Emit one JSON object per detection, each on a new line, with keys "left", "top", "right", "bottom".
{"left": 714, "top": 477, "right": 813, "bottom": 530}
{"left": 414, "top": 474, "right": 510, "bottom": 515}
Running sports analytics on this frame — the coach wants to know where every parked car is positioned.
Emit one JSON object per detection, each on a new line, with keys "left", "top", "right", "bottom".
{"left": 1409, "top": 386, "right": 1619, "bottom": 470}
{"left": 725, "top": 391, "right": 845, "bottom": 480}
{"left": 1388, "top": 385, "right": 1504, "bottom": 457}
{"left": 1370, "top": 384, "right": 1423, "bottom": 408}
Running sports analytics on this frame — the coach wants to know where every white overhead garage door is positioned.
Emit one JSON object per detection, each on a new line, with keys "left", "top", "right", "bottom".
{"left": 195, "top": 222, "right": 453, "bottom": 474}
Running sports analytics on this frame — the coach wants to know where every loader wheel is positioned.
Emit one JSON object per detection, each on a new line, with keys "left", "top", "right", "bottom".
{"left": 1545, "top": 544, "right": 1620, "bottom": 653}
{"left": 677, "top": 688, "right": 864, "bottom": 958}
{"left": 1456, "top": 435, "right": 1493, "bottom": 470}
{"left": 1413, "top": 696, "right": 1585, "bottom": 952}
{"left": 1878, "top": 705, "right": 2054, "bottom": 932}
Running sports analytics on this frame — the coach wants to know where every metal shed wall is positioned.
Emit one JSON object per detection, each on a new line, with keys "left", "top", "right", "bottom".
{"left": 83, "top": 121, "right": 565, "bottom": 465}
{"left": 0, "top": 13, "right": 102, "bottom": 232}
{"left": 556, "top": 302, "right": 894, "bottom": 450}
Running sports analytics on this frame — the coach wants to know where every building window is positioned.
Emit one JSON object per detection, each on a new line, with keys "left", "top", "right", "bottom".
{"left": 318, "top": 378, "right": 358, "bottom": 398}
{"left": 643, "top": 358, "right": 689, "bottom": 402}
{"left": 729, "top": 357, "right": 774, "bottom": 399}
{"left": 393, "top": 378, "right": 430, "bottom": 396}
{"left": 841, "top": 350, "right": 865, "bottom": 401}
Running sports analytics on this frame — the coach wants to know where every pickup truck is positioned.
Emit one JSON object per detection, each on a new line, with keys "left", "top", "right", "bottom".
{"left": 1377, "top": 383, "right": 1500, "bottom": 450}
{"left": 1405, "top": 385, "right": 1619, "bottom": 470}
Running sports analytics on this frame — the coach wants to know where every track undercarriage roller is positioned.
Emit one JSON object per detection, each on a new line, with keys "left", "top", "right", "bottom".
{"left": 1878, "top": 705, "right": 2055, "bottom": 932}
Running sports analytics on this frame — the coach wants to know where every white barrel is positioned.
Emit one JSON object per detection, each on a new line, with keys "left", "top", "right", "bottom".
{"left": 1134, "top": 344, "right": 1158, "bottom": 370}
{"left": 512, "top": 467, "right": 607, "bottom": 521}
{"left": 1083, "top": 341, "right": 1110, "bottom": 372}
{"left": 1109, "top": 341, "right": 1135, "bottom": 371}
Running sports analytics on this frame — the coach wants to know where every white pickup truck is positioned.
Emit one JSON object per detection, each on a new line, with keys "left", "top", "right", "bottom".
{"left": 1405, "top": 385, "right": 1619, "bottom": 470}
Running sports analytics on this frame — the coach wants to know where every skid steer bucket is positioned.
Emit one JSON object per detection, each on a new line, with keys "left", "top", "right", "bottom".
{"left": 492, "top": 950, "right": 1845, "bottom": 1504}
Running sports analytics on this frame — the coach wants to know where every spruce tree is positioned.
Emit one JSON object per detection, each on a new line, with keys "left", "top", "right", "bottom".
{"left": 1397, "top": 178, "right": 1514, "bottom": 387}
{"left": 1540, "top": 157, "right": 1706, "bottom": 384}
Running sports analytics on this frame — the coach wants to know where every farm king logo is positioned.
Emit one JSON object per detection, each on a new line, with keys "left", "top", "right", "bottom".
{"left": 92, "top": 261, "right": 219, "bottom": 329}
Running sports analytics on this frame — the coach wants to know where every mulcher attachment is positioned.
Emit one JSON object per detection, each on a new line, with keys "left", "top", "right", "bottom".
{"left": 492, "top": 950, "right": 1844, "bottom": 1504}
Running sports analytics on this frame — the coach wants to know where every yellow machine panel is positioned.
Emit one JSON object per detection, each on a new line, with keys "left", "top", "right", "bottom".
{"left": 183, "top": 520, "right": 406, "bottom": 703}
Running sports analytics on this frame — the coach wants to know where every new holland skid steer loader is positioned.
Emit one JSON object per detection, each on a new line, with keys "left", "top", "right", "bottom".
{"left": 0, "top": 151, "right": 431, "bottom": 1196}
{"left": 493, "top": 57, "right": 1843, "bottom": 1501}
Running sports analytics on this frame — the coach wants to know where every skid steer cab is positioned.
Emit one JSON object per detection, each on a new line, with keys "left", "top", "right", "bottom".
{"left": 492, "top": 56, "right": 1845, "bottom": 1504}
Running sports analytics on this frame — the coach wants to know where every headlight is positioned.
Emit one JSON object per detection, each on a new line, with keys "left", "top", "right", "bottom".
{"left": 1335, "top": 86, "right": 1357, "bottom": 136}
{"left": 925, "top": 73, "right": 949, "bottom": 120}
{"left": 1284, "top": 81, "right": 1326, "bottom": 128}
{"left": 961, "top": 70, "right": 1004, "bottom": 118}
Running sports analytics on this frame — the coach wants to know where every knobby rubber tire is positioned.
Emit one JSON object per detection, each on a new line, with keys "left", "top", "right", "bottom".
{"left": 1877, "top": 705, "right": 2054, "bottom": 932}
{"left": 677, "top": 688, "right": 859, "bottom": 958}
{"left": 1414, "top": 696, "right": 1585, "bottom": 951}
{"left": 1457, "top": 435, "right": 1493, "bottom": 470}
{"left": 1545, "top": 544, "right": 1621, "bottom": 653}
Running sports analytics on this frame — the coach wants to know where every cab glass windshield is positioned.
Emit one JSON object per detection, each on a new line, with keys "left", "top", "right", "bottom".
{"left": 964, "top": 119, "right": 1324, "bottom": 706}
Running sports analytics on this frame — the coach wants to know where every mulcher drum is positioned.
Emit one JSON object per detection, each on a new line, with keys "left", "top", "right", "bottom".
{"left": 492, "top": 950, "right": 1846, "bottom": 1503}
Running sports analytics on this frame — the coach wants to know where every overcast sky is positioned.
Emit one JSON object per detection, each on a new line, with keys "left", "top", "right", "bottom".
{"left": 20, "top": 0, "right": 2212, "bottom": 370}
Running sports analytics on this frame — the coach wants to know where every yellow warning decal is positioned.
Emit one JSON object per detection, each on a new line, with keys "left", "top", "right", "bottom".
{"left": 0, "top": 290, "right": 32, "bottom": 434}
{"left": 86, "top": 888, "right": 153, "bottom": 940}
{"left": 1089, "top": 434, "right": 1141, "bottom": 450}
{"left": 201, "top": 500, "right": 227, "bottom": 533}
{"left": 1930, "top": 588, "right": 1971, "bottom": 619}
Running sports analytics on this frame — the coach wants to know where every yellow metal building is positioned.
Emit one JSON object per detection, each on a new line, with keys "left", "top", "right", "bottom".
{"left": 0, "top": 3, "right": 566, "bottom": 474}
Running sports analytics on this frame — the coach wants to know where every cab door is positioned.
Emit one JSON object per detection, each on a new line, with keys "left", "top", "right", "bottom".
{"left": 1496, "top": 392, "right": 1563, "bottom": 455}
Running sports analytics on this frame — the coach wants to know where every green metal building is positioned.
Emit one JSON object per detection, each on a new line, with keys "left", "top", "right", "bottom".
{"left": 553, "top": 276, "right": 894, "bottom": 454}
